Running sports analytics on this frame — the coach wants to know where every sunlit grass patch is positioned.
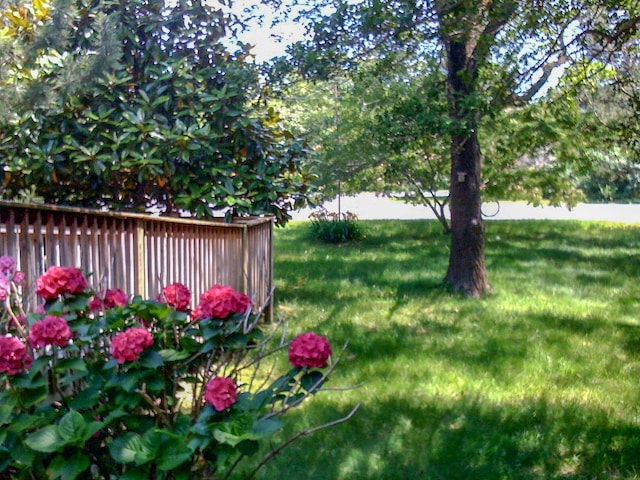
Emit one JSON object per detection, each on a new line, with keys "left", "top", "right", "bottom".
{"left": 235, "top": 219, "right": 640, "bottom": 480}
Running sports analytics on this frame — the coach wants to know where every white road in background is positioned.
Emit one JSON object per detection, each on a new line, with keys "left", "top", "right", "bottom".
{"left": 291, "top": 193, "right": 640, "bottom": 223}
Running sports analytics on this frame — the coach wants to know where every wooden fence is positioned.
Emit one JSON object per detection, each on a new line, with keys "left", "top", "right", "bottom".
{"left": 0, "top": 201, "right": 274, "bottom": 319}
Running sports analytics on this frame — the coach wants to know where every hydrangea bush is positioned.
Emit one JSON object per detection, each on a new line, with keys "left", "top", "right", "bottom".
{"left": 0, "top": 256, "right": 350, "bottom": 479}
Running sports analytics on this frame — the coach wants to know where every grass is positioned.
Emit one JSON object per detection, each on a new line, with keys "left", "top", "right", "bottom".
{"left": 236, "top": 219, "right": 640, "bottom": 480}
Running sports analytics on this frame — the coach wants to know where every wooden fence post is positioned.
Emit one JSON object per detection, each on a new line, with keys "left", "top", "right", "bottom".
{"left": 135, "top": 218, "right": 147, "bottom": 298}
{"left": 242, "top": 223, "right": 249, "bottom": 297}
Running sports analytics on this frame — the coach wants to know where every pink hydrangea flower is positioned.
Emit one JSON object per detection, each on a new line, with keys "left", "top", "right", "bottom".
{"left": 110, "top": 327, "right": 154, "bottom": 364}
{"left": 36, "top": 266, "right": 88, "bottom": 301}
{"left": 0, "top": 256, "right": 16, "bottom": 276}
{"left": 192, "top": 285, "right": 250, "bottom": 320}
{"left": 158, "top": 283, "right": 191, "bottom": 312}
{"left": 28, "top": 315, "right": 72, "bottom": 348}
{"left": 0, "top": 336, "right": 32, "bottom": 375}
{"left": 288, "top": 332, "right": 332, "bottom": 369}
{"left": 0, "top": 277, "right": 8, "bottom": 302}
{"left": 88, "top": 297, "right": 101, "bottom": 312}
{"left": 0, "top": 257, "right": 23, "bottom": 301}
{"left": 12, "top": 271, "right": 25, "bottom": 285}
{"left": 204, "top": 376, "right": 237, "bottom": 411}
{"left": 89, "top": 288, "right": 128, "bottom": 312}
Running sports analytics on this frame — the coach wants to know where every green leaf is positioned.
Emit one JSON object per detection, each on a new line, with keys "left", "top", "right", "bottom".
{"left": 120, "top": 467, "right": 151, "bottom": 480}
{"left": 139, "top": 350, "right": 164, "bottom": 369}
{"left": 69, "top": 385, "right": 101, "bottom": 410}
{"left": 300, "top": 370, "right": 325, "bottom": 392}
{"left": 201, "top": 322, "right": 223, "bottom": 341}
{"left": 24, "top": 426, "right": 65, "bottom": 453}
{"left": 157, "top": 450, "right": 192, "bottom": 471}
{"left": 58, "top": 370, "right": 89, "bottom": 387}
{"left": 212, "top": 429, "right": 244, "bottom": 447}
{"left": 237, "top": 439, "right": 259, "bottom": 456}
{"left": 7, "top": 413, "right": 39, "bottom": 432}
{"left": 236, "top": 390, "right": 271, "bottom": 412}
{"left": 103, "top": 358, "right": 119, "bottom": 370}
{"left": 107, "top": 371, "right": 143, "bottom": 392}
{"left": 154, "top": 431, "right": 193, "bottom": 471}
{"left": 83, "top": 421, "right": 104, "bottom": 442}
{"left": 9, "top": 439, "right": 36, "bottom": 467}
{"left": 109, "top": 433, "right": 143, "bottom": 464}
{"left": 158, "top": 349, "right": 190, "bottom": 362}
{"left": 122, "top": 110, "right": 140, "bottom": 125}
{"left": 270, "top": 371, "right": 297, "bottom": 394}
{"left": 110, "top": 432, "right": 155, "bottom": 466}
{"left": 12, "top": 373, "right": 47, "bottom": 389}
{"left": 0, "top": 398, "right": 17, "bottom": 425}
{"left": 144, "top": 375, "right": 165, "bottom": 395}
{"left": 16, "top": 384, "right": 48, "bottom": 408}
{"left": 29, "top": 356, "right": 51, "bottom": 374}
{"left": 55, "top": 357, "right": 88, "bottom": 373}
{"left": 199, "top": 339, "right": 217, "bottom": 354}
{"left": 253, "top": 417, "right": 284, "bottom": 439}
{"left": 58, "top": 410, "right": 86, "bottom": 443}
{"left": 46, "top": 451, "right": 90, "bottom": 480}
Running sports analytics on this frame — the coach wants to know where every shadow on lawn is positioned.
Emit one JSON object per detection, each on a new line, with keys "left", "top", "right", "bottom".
{"left": 278, "top": 221, "right": 639, "bottom": 308}
{"left": 487, "top": 221, "right": 640, "bottom": 279}
{"left": 489, "top": 242, "right": 640, "bottom": 279}
{"left": 266, "top": 221, "right": 640, "bottom": 479}
{"left": 489, "top": 220, "right": 639, "bottom": 250}
{"left": 254, "top": 394, "right": 640, "bottom": 480}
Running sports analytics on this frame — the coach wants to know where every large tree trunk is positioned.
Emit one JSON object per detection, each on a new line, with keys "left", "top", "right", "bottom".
{"left": 442, "top": 40, "right": 489, "bottom": 297}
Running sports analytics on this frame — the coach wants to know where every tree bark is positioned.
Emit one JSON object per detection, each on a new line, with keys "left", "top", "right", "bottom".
{"left": 442, "top": 40, "right": 490, "bottom": 297}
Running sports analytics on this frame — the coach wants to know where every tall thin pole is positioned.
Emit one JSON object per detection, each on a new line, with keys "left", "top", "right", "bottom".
{"left": 334, "top": 81, "right": 342, "bottom": 219}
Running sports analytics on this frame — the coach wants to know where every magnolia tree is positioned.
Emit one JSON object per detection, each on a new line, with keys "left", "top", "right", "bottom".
{"left": 0, "top": 257, "right": 356, "bottom": 479}
{"left": 0, "top": 0, "right": 313, "bottom": 224}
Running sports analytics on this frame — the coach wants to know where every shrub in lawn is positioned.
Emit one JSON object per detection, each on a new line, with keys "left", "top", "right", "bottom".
{"left": 309, "top": 208, "right": 363, "bottom": 243}
{"left": 0, "top": 256, "right": 355, "bottom": 479}
{"left": 579, "top": 147, "right": 640, "bottom": 202}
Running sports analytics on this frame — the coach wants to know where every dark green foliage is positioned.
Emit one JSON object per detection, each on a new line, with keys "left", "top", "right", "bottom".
{"left": 308, "top": 208, "right": 363, "bottom": 243}
{"left": 579, "top": 148, "right": 640, "bottom": 202}
{"left": 0, "top": 0, "right": 311, "bottom": 224}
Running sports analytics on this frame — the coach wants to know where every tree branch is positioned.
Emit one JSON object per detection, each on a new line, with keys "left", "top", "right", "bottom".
{"left": 581, "top": 16, "right": 640, "bottom": 47}
{"left": 515, "top": 50, "right": 568, "bottom": 103}
{"left": 246, "top": 402, "right": 361, "bottom": 480}
{"left": 482, "top": 0, "right": 518, "bottom": 38}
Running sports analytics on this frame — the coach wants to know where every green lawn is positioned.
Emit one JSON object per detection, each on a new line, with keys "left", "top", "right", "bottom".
{"left": 241, "top": 220, "right": 640, "bottom": 480}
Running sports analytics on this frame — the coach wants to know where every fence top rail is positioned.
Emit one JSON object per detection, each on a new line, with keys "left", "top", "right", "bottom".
{"left": 0, "top": 200, "right": 274, "bottom": 228}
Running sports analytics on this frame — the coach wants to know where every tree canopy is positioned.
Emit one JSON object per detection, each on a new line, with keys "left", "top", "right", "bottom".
{"left": 266, "top": 0, "right": 640, "bottom": 295}
{"left": 0, "top": 0, "right": 312, "bottom": 224}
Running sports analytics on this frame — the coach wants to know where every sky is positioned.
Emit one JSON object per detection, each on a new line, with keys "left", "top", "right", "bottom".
{"left": 228, "top": 1, "right": 310, "bottom": 62}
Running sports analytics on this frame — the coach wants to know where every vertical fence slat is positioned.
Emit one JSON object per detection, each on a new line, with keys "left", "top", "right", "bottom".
{"left": 70, "top": 215, "right": 80, "bottom": 268}
{"left": 242, "top": 224, "right": 249, "bottom": 296}
{"left": 79, "top": 214, "right": 90, "bottom": 285}
{"left": 135, "top": 219, "right": 146, "bottom": 299}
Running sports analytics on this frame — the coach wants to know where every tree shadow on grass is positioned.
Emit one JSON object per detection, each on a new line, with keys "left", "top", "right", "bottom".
{"left": 615, "top": 322, "right": 640, "bottom": 356}
{"left": 277, "top": 221, "right": 639, "bottom": 313}
{"left": 489, "top": 243, "right": 640, "bottom": 280}
{"left": 487, "top": 220, "right": 639, "bottom": 248}
{"left": 247, "top": 394, "right": 640, "bottom": 480}
{"left": 486, "top": 221, "right": 640, "bottom": 282}
{"left": 520, "top": 311, "right": 640, "bottom": 358}
{"left": 269, "top": 221, "right": 640, "bottom": 479}
{"left": 255, "top": 302, "right": 640, "bottom": 479}
{"left": 275, "top": 255, "right": 447, "bottom": 305}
